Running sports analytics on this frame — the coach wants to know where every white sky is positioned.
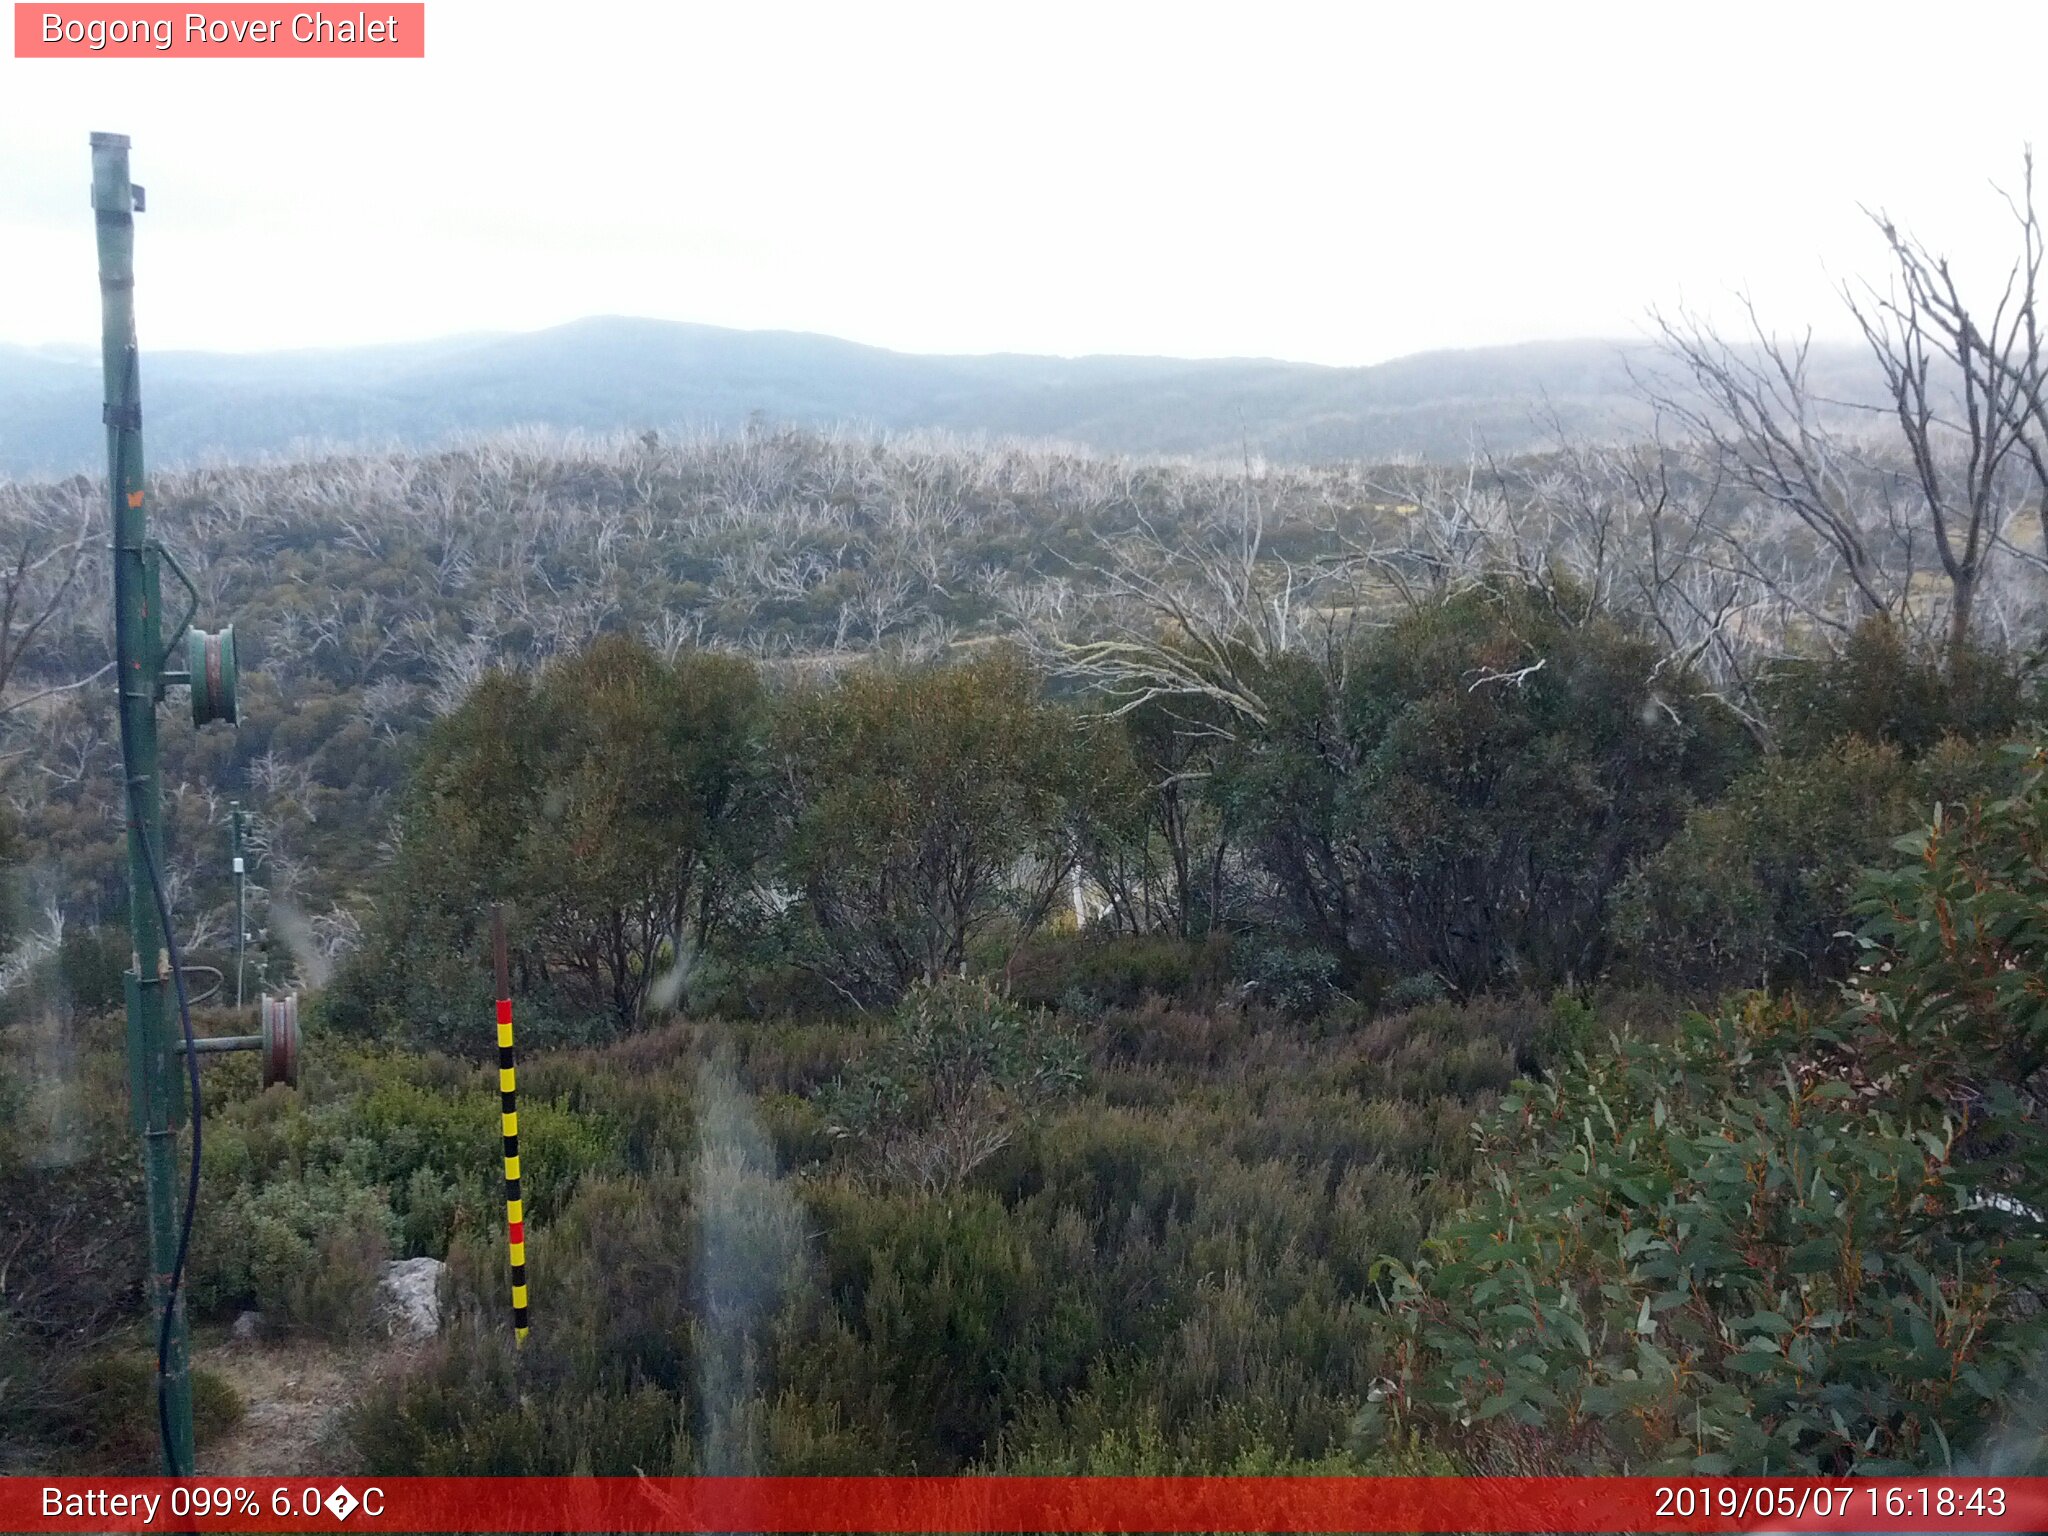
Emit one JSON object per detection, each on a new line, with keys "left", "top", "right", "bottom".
{"left": 2, "top": 0, "right": 2044, "bottom": 364}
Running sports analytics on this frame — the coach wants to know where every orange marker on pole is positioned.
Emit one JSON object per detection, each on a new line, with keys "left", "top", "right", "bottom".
{"left": 493, "top": 905, "right": 527, "bottom": 1342}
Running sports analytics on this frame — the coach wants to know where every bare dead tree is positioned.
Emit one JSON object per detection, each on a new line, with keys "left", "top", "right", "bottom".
{"left": 1049, "top": 475, "right": 1366, "bottom": 745}
{"left": 1514, "top": 425, "right": 1803, "bottom": 742}
{"left": 1359, "top": 460, "right": 1528, "bottom": 604}
{"left": 1976, "top": 149, "right": 2048, "bottom": 574}
{"left": 0, "top": 493, "right": 104, "bottom": 736}
{"left": 1850, "top": 187, "right": 2040, "bottom": 660}
{"left": 646, "top": 608, "right": 710, "bottom": 661}
{"left": 1644, "top": 157, "right": 2048, "bottom": 668}
{"left": 1644, "top": 300, "right": 1906, "bottom": 628}
{"left": 426, "top": 632, "right": 497, "bottom": 717}
{"left": 850, "top": 565, "right": 916, "bottom": 645}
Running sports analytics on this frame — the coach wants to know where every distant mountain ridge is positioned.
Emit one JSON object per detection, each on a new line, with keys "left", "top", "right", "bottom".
{"left": 0, "top": 317, "right": 1877, "bottom": 478}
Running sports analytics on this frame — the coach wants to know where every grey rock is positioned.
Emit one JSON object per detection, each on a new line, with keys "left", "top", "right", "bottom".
{"left": 377, "top": 1256, "right": 446, "bottom": 1340}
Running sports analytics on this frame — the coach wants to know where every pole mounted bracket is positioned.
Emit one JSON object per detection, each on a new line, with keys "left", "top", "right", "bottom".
{"left": 145, "top": 543, "right": 238, "bottom": 725}
{"left": 154, "top": 541, "right": 201, "bottom": 668}
{"left": 89, "top": 130, "right": 142, "bottom": 215}
{"left": 172, "top": 993, "right": 300, "bottom": 1089}
{"left": 105, "top": 343, "right": 141, "bottom": 430}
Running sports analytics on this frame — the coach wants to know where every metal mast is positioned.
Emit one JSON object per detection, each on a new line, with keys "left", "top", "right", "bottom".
{"left": 93, "top": 128, "right": 194, "bottom": 1475}
{"left": 94, "top": 130, "right": 285, "bottom": 1477}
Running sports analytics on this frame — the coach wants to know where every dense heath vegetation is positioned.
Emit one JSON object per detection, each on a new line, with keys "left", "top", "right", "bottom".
{"left": 5, "top": 529, "right": 2045, "bottom": 1474}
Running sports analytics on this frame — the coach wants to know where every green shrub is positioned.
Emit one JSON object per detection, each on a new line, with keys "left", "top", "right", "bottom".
{"left": 1233, "top": 940, "right": 1342, "bottom": 1017}
{"left": 1381, "top": 748, "right": 2048, "bottom": 1473}
{"left": 36, "top": 1355, "right": 243, "bottom": 1472}
{"left": 1535, "top": 988, "right": 1596, "bottom": 1065}
{"left": 815, "top": 977, "right": 1085, "bottom": 1192}
{"left": 769, "top": 650, "right": 1094, "bottom": 1005}
{"left": 1090, "top": 996, "right": 1254, "bottom": 1070}
{"left": 1379, "top": 971, "right": 1447, "bottom": 1010}
{"left": 348, "top": 1331, "right": 689, "bottom": 1476}
{"left": 1232, "top": 581, "right": 1752, "bottom": 992}
{"left": 1763, "top": 618, "right": 2036, "bottom": 760}
{"left": 188, "top": 1043, "right": 627, "bottom": 1283}
{"left": 1614, "top": 735, "right": 2011, "bottom": 993}
{"left": 192, "top": 1368, "right": 246, "bottom": 1443}
{"left": 190, "top": 1174, "right": 397, "bottom": 1334}
{"left": 56, "top": 927, "right": 127, "bottom": 1015}
{"left": 1340, "top": 994, "right": 1541, "bottom": 1100}
{"left": 1003, "top": 932, "right": 1235, "bottom": 1013}
{"left": 329, "top": 638, "right": 763, "bottom": 1046}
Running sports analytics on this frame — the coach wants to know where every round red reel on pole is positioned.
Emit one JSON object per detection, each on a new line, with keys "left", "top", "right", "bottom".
{"left": 259, "top": 993, "right": 299, "bottom": 1088}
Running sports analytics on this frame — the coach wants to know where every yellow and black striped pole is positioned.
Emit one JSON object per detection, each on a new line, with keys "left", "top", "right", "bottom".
{"left": 493, "top": 905, "right": 528, "bottom": 1342}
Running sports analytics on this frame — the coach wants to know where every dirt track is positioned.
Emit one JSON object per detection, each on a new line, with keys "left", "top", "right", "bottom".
{"left": 202, "top": 1334, "right": 415, "bottom": 1476}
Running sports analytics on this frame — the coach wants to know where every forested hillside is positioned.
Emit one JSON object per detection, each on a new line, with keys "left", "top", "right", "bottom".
{"left": 0, "top": 322, "right": 1886, "bottom": 478}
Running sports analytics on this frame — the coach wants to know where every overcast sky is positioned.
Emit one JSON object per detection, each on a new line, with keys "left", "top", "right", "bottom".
{"left": 3, "top": 1, "right": 2044, "bottom": 364}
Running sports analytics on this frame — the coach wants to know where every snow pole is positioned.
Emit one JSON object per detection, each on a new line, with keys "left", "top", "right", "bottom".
{"left": 493, "top": 904, "right": 528, "bottom": 1342}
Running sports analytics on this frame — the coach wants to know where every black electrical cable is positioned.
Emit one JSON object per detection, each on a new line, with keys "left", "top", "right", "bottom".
{"left": 137, "top": 797, "right": 202, "bottom": 1478}
{"left": 108, "top": 373, "right": 204, "bottom": 1477}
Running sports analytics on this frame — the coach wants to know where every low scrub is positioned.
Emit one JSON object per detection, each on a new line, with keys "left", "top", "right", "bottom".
{"left": 1381, "top": 748, "right": 2048, "bottom": 1473}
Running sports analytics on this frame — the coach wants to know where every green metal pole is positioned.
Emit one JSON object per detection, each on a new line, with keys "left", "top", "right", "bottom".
{"left": 94, "top": 130, "right": 194, "bottom": 1477}
{"left": 232, "top": 802, "right": 246, "bottom": 1009}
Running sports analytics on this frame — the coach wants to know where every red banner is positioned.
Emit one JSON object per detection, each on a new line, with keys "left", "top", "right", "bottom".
{"left": 6, "top": 1476, "right": 2047, "bottom": 1533}
{"left": 13, "top": 4, "right": 424, "bottom": 57}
